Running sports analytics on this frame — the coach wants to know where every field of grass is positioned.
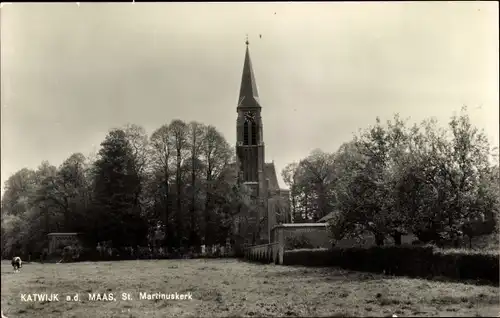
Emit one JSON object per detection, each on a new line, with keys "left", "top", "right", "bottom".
{"left": 1, "top": 259, "right": 499, "bottom": 317}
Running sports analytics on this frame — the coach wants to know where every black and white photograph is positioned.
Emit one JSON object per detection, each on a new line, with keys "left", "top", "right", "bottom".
{"left": 1, "top": 2, "right": 499, "bottom": 317}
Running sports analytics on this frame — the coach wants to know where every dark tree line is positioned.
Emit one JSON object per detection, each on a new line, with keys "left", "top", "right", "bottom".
{"left": 1, "top": 121, "right": 257, "bottom": 258}
{"left": 2, "top": 107, "right": 498, "bottom": 258}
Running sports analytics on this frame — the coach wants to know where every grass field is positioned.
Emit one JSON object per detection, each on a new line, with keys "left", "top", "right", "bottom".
{"left": 1, "top": 259, "right": 499, "bottom": 317}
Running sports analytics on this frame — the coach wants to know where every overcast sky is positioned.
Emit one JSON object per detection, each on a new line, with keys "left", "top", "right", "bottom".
{"left": 1, "top": 2, "right": 498, "bottom": 193}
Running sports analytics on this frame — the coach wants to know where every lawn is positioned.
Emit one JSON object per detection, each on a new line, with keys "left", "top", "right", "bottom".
{"left": 1, "top": 259, "right": 499, "bottom": 317}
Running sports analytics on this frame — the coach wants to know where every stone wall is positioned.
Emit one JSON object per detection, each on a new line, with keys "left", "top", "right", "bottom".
{"left": 244, "top": 223, "right": 418, "bottom": 265}
{"left": 272, "top": 224, "right": 331, "bottom": 249}
{"left": 271, "top": 224, "right": 417, "bottom": 249}
{"left": 246, "top": 224, "right": 328, "bottom": 265}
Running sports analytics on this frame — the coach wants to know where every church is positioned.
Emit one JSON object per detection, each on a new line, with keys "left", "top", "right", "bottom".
{"left": 227, "top": 39, "right": 291, "bottom": 245}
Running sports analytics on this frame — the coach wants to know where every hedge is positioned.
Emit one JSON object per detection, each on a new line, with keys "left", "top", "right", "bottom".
{"left": 283, "top": 245, "right": 499, "bottom": 285}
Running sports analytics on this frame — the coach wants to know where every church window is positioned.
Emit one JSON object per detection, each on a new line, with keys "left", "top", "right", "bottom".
{"left": 243, "top": 121, "right": 249, "bottom": 145}
{"left": 251, "top": 121, "right": 258, "bottom": 145}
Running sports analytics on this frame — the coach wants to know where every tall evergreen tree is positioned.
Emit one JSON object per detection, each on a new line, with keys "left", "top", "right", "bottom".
{"left": 90, "top": 129, "right": 147, "bottom": 247}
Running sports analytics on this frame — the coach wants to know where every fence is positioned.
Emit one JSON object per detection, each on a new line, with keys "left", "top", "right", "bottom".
{"left": 244, "top": 242, "right": 282, "bottom": 264}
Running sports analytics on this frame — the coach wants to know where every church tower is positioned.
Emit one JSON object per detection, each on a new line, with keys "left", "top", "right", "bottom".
{"left": 232, "top": 37, "right": 291, "bottom": 247}
{"left": 236, "top": 38, "right": 267, "bottom": 211}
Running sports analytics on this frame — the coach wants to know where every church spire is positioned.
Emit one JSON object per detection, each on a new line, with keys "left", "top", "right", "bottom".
{"left": 238, "top": 35, "right": 261, "bottom": 108}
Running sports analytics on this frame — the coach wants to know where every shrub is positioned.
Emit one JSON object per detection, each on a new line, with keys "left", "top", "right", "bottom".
{"left": 78, "top": 248, "right": 100, "bottom": 261}
{"left": 285, "top": 234, "right": 315, "bottom": 250}
{"left": 282, "top": 248, "right": 331, "bottom": 266}
{"left": 434, "top": 248, "right": 499, "bottom": 283}
{"left": 282, "top": 245, "right": 499, "bottom": 285}
{"left": 60, "top": 245, "right": 83, "bottom": 262}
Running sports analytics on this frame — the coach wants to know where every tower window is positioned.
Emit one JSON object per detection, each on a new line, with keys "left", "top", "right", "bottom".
{"left": 243, "top": 121, "right": 249, "bottom": 145}
{"left": 251, "top": 121, "right": 258, "bottom": 145}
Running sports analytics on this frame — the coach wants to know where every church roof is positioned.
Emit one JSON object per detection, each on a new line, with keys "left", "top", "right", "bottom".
{"left": 264, "top": 162, "right": 280, "bottom": 192}
{"left": 238, "top": 41, "right": 262, "bottom": 109}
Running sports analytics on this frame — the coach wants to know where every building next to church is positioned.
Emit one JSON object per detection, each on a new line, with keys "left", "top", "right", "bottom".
{"left": 227, "top": 39, "right": 291, "bottom": 245}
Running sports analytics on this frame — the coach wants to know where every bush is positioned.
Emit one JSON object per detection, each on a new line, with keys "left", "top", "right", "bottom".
{"left": 79, "top": 248, "right": 101, "bottom": 261}
{"left": 282, "top": 245, "right": 499, "bottom": 285}
{"left": 434, "top": 248, "right": 499, "bottom": 283}
{"left": 281, "top": 248, "right": 332, "bottom": 266}
{"left": 60, "top": 245, "right": 83, "bottom": 262}
{"left": 285, "top": 234, "right": 315, "bottom": 250}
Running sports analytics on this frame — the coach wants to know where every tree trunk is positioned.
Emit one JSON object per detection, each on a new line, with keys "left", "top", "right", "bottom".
{"left": 190, "top": 161, "right": 197, "bottom": 247}
{"left": 44, "top": 206, "right": 50, "bottom": 235}
{"left": 133, "top": 185, "right": 141, "bottom": 216}
{"left": 176, "top": 148, "right": 183, "bottom": 248}
{"left": 204, "top": 167, "right": 213, "bottom": 247}
{"left": 375, "top": 233, "right": 385, "bottom": 246}
{"left": 63, "top": 197, "right": 70, "bottom": 231}
{"left": 392, "top": 232, "right": 402, "bottom": 246}
{"left": 163, "top": 168, "right": 170, "bottom": 249}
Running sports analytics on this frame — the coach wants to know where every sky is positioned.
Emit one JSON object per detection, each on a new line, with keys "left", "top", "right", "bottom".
{"left": 1, "top": 2, "right": 499, "bottom": 194}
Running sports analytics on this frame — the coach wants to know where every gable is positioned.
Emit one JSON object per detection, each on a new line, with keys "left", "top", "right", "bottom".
{"left": 264, "top": 162, "right": 280, "bottom": 192}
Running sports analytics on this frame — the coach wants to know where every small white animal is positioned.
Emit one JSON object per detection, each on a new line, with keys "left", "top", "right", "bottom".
{"left": 11, "top": 256, "right": 22, "bottom": 273}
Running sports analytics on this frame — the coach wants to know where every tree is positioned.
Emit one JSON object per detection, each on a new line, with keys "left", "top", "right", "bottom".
{"left": 169, "top": 120, "right": 188, "bottom": 248}
{"left": 186, "top": 121, "right": 205, "bottom": 247}
{"left": 2, "top": 168, "right": 37, "bottom": 216}
{"left": 281, "top": 162, "right": 301, "bottom": 222}
{"left": 325, "top": 108, "right": 498, "bottom": 248}
{"left": 200, "top": 125, "right": 233, "bottom": 246}
{"left": 280, "top": 150, "right": 336, "bottom": 223}
{"left": 90, "top": 129, "right": 148, "bottom": 247}
{"left": 298, "top": 149, "right": 337, "bottom": 221}
{"left": 34, "top": 154, "right": 90, "bottom": 231}
{"left": 1, "top": 163, "right": 61, "bottom": 257}
{"left": 123, "top": 124, "right": 150, "bottom": 215}
{"left": 149, "top": 124, "right": 174, "bottom": 248}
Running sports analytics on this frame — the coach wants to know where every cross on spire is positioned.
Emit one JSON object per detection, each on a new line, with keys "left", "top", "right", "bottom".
{"left": 245, "top": 34, "right": 249, "bottom": 46}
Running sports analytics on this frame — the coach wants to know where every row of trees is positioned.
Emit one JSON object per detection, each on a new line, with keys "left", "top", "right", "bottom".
{"left": 282, "top": 107, "right": 499, "bottom": 246}
{"left": 1, "top": 120, "right": 260, "bottom": 258}
{"left": 2, "top": 107, "right": 498, "bottom": 257}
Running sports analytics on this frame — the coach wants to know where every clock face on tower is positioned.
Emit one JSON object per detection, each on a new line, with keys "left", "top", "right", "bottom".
{"left": 244, "top": 111, "right": 255, "bottom": 122}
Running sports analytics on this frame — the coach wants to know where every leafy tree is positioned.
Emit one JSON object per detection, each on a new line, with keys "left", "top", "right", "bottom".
{"left": 325, "top": 109, "right": 499, "bottom": 248}
{"left": 281, "top": 162, "right": 301, "bottom": 221}
{"left": 149, "top": 123, "right": 174, "bottom": 248}
{"left": 89, "top": 129, "right": 148, "bottom": 247}
{"left": 200, "top": 125, "right": 233, "bottom": 246}
{"left": 123, "top": 124, "right": 150, "bottom": 215}
{"left": 2, "top": 168, "right": 37, "bottom": 216}
{"left": 169, "top": 120, "right": 189, "bottom": 248}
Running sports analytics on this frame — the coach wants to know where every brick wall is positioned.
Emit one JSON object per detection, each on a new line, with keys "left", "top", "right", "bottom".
{"left": 282, "top": 226, "right": 331, "bottom": 248}
{"left": 247, "top": 224, "right": 417, "bottom": 265}
{"left": 271, "top": 224, "right": 417, "bottom": 250}
{"left": 271, "top": 224, "right": 331, "bottom": 249}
